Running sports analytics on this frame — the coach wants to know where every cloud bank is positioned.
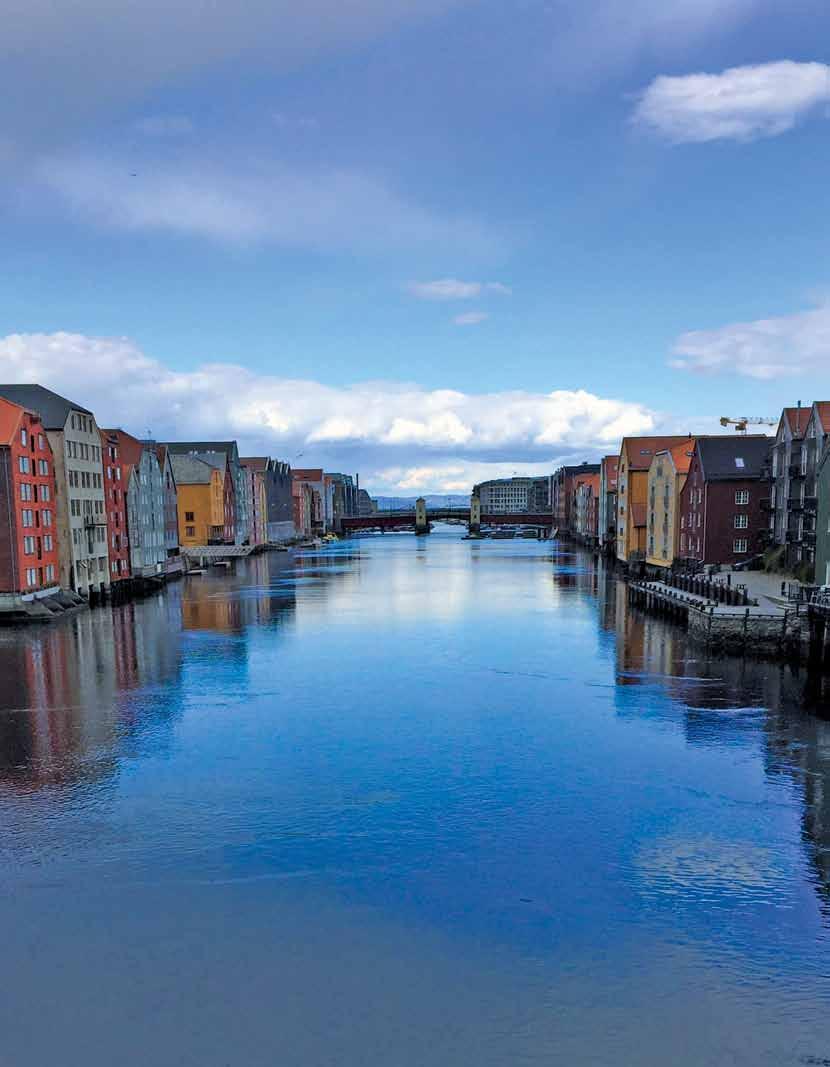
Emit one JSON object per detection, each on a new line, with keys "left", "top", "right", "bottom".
{"left": 407, "top": 280, "right": 512, "bottom": 300}
{"left": 0, "top": 332, "right": 657, "bottom": 492}
{"left": 633, "top": 60, "right": 830, "bottom": 143}
{"left": 670, "top": 301, "right": 830, "bottom": 378}
{"left": 33, "top": 154, "right": 494, "bottom": 253}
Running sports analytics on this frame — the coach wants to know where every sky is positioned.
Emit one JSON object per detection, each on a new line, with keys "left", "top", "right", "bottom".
{"left": 2, "top": 0, "right": 829, "bottom": 493}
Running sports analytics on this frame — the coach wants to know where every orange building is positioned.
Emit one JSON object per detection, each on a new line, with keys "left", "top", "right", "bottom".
{"left": 616, "top": 435, "right": 690, "bottom": 565}
{"left": 0, "top": 396, "right": 60, "bottom": 597}
{"left": 169, "top": 453, "right": 228, "bottom": 547}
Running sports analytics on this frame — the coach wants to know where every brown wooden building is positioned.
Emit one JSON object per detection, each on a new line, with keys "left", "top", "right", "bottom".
{"left": 678, "top": 436, "right": 770, "bottom": 567}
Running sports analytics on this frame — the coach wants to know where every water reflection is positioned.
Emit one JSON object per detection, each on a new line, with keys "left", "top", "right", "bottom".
{"left": 1, "top": 533, "right": 830, "bottom": 1065}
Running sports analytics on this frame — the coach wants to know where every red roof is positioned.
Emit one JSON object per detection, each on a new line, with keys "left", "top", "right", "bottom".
{"left": 664, "top": 438, "right": 697, "bottom": 475}
{"left": 240, "top": 457, "right": 268, "bottom": 471}
{"left": 621, "top": 436, "right": 690, "bottom": 471}
{"left": 0, "top": 396, "right": 24, "bottom": 447}
{"left": 782, "top": 406, "right": 810, "bottom": 437}
{"left": 813, "top": 402, "right": 830, "bottom": 433}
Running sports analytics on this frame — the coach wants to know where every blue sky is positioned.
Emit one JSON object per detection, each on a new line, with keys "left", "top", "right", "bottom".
{"left": 2, "top": 0, "right": 830, "bottom": 492}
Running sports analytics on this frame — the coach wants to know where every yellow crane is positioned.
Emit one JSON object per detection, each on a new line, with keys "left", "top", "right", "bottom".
{"left": 719, "top": 416, "right": 777, "bottom": 435}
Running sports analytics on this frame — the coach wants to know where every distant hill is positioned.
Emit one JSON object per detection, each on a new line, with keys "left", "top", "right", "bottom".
{"left": 374, "top": 494, "right": 470, "bottom": 511}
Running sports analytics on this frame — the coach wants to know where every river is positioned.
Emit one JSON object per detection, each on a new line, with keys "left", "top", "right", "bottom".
{"left": 1, "top": 527, "right": 829, "bottom": 1065}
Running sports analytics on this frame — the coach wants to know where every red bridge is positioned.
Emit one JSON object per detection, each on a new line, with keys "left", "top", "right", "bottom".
{"left": 340, "top": 508, "right": 555, "bottom": 533}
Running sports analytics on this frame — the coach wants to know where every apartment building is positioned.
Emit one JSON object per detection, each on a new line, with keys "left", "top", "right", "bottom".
{"left": 0, "top": 385, "right": 109, "bottom": 597}
{"left": 0, "top": 396, "right": 60, "bottom": 602}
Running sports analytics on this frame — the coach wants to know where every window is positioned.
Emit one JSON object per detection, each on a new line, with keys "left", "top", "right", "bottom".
{"left": 735, "top": 490, "right": 749, "bottom": 505}
{"left": 185, "top": 511, "right": 195, "bottom": 522}
{"left": 37, "top": 434, "right": 44, "bottom": 450}
{"left": 734, "top": 538, "right": 748, "bottom": 554}
{"left": 735, "top": 457, "right": 745, "bottom": 469}
{"left": 18, "top": 456, "right": 29, "bottom": 474}
{"left": 45, "top": 564, "right": 55, "bottom": 583}
{"left": 38, "top": 459, "right": 49, "bottom": 476}
{"left": 112, "top": 561, "right": 118, "bottom": 574}
{"left": 23, "top": 536, "right": 35, "bottom": 554}
{"left": 42, "top": 510, "right": 52, "bottom": 527}
{"left": 43, "top": 535, "right": 53, "bottom": 552}
{"left": 21, "top": 509, "right": 33, "bottom": 527}
{"left": 186, "top": 525, "right": 195, "bottom": 537}
{"left": 26, "top": 567, "right": 37, "bottom": 587}
{"left": 734, "top": 514, "right": 748, "bottom": 529}
{"left": 40, "top": 484, "right": 50, "bottom": 502}
{"left": 20, "top": 428, "right": 27, "bottom": 447}
{"left": 19, "top": 482, "right": 32, "bottom": 501}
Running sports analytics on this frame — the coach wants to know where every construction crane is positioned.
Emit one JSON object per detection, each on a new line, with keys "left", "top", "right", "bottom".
{"left": 719, "top": 416, "right": 777, "bottom": 435}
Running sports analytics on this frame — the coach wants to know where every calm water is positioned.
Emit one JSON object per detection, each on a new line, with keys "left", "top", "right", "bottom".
{"left": 2, "top": 527, "right": 830, "bottom": 1066}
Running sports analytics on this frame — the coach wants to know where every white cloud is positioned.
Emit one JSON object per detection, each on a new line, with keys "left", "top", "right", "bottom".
{"left": 453, "top": 311, "right": 489, "bottom": 326}
{"left": 407, "top": 279, "right": 512, "bottom": 301}
{"left": 633, "top": 60, "right": 830, "bottom": 143}
{"left": 0, "top": 332, "right": 657, "bottom": 492}
{"left": 134, "top": 115, "right": 195, "bottom": 137}
{"left": 670, "top": 301, "right": 830, "bottom": 378}
{"left": 33, "top": 153, "right": 494, "bottom": 253}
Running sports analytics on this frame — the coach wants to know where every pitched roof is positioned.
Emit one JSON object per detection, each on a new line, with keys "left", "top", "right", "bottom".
{"left": 102, "top": 428, "right": 144, "bottom": 469}
{"left": 655, "top": 439, "right": 696, "bottom": 475}
{"left": 0, "top": 384, "right": 92, "bottom": 429}
{"left": 697, "top": 435, "right": 770, "bottom": 481}
{"left": 781, "top": 406, "right": 810, "bottom": 437}
{"left": 165, "top": 441, "right": 239, "bottom": 464}
{"left": 813, "top": 402, "right": 830, "bottom": 433}
{"left": 621, "top": 436, "right": 690, "bottom": 471}
{"left": 240, "top": 456, "right": 268, "bottom": 471}
{"left": 169, "top": 453, "right": 216, "bottom": 485}
{"left": 558, "top": 463, "right": 601, "bottom": 478}
{"left": 0, "top": 396, "right": 24, "bottom": 447}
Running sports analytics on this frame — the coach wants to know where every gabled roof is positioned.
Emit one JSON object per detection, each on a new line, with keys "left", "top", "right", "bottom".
{"left": 780, "top": 406, "right": 810, "bottom": 438}
{"left": 240, "top": 456, "right": 268, "bottom": 471}
{"left": 166, "top": 441, "right": 239, "bottom": 464}
{"left": 102, "top": 428, "right": 143, "bottom": 469}
{"left": 0, "top": 396, "right": 25, "bottom": 447}
{"left": 558, "top": 463, "right": 601, "bottom": 478}
{"left": 697, "top": 435, "right": 770, "bottom": 481}
{"left": 620, "top": 436, "right": 690, "bottom": 471}
{"left": 169, "top": 453, "right": 217, "bottom": 485}
{"left": 653, "top": 439, "right": 697, "bottom": 476}
{"left": 812, "top": 402, "right": 830, "bottom": 433}
{"left": 0, "top": 384, "right": 92, "bottom": 429}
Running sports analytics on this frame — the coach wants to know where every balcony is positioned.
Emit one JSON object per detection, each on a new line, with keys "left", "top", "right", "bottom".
{"left": 788, "top": 498, "right": 804, "bottom": 512}
{"left": 788, "top": 464, "right": 806, "bottom": 479}
{"left": 804, "top": 495, "right": 818, "bottom": 511}
{"left": 804, "top": 530, "right": 817, "bottom": 546}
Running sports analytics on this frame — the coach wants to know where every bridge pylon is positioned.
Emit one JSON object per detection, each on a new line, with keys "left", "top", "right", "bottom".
{"left": 415, "top": 497, "right": 430, "bottom": 535}
{"left": 469, "top": 495, "right": 481, "bottom": 536}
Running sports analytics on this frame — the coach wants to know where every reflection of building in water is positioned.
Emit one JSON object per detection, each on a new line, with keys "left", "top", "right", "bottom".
{"left": 763, "top": 689, "right": 830, "bottom": 910}
{"left": 181, "top": 552, "right": 298, "bottom": 634}
{"left": 0, "top": 592, "right": 183, "bottom": 788}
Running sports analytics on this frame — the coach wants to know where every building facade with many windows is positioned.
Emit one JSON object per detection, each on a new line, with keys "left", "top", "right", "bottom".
{"left": 0, "top": 396, "right": 60, "bottom": 600}
{"left": 0, "top": 385, "right": 109, "bottom": 598}
{"left": 678, "top": 436, "right": 770, "bottom": 567}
